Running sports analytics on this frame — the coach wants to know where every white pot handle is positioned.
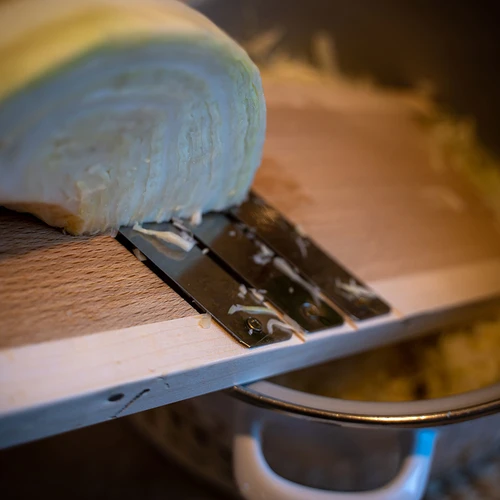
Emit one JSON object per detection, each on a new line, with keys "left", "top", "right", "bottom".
{"left": 233, "top": 406, "right": 437, "bottom": 500}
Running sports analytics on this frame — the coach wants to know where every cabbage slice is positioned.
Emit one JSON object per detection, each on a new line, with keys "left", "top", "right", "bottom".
{"left": 0, "top": 0, "right": 266, "bottom": 234}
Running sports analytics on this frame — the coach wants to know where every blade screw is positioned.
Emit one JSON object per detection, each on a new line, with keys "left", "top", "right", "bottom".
{"left": 246, "top": 317, "right": 263, "bottom": 334}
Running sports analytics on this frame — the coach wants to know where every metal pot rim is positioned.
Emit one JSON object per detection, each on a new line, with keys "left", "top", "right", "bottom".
{"left": 231, "top": 380, "right": 500, "bottom": 428}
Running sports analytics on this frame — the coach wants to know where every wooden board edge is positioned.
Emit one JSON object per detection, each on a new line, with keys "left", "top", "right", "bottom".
{"left": 2, "top": 258, "right": 500, "bottom": 448}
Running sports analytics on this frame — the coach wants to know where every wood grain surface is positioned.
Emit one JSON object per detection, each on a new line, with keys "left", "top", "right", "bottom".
{"left": 2, "top": 80, "right": 500, "bottom": 349}
{"left": 256, "top": 101, "right": 500, "bottom": 283}
{"left": 3, "top": 81, "right": 500, "bottom": 449}
{"left": 0, "top": 210, "right": 195, "bottom": 348}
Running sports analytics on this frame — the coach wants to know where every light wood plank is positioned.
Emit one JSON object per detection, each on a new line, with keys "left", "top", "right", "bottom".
{"left": 0, "top": 209, "right": 195, "bottom": 349}
{"left": 2, "top": 80, "right": 500, "bottom": 448}
{"left": 2, "top": 259, "right": 500, "bottom": 448}
{"left": 2, "top": 87, "right": 500, "bottom": 348}
{"left": 256, "top": 102, "right": 500, "bottom": 282}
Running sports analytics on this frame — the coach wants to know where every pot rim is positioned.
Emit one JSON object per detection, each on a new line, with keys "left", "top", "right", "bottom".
{"left": 230, "top": 380, "right": 500, "bottom": 428}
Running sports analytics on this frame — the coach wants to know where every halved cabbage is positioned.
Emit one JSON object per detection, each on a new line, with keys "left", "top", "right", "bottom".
{"left": 0, "top": 0, "right": 266, "bottom": 234}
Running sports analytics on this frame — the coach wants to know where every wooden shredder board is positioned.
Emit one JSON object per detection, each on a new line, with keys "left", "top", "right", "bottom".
{"left": 2, "top": 79, "right": 500, "bottom": 448}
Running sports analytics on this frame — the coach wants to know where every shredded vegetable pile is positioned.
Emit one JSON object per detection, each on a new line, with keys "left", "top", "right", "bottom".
{"left": 273, "top": 317, "right": 500, "bottom": 401}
